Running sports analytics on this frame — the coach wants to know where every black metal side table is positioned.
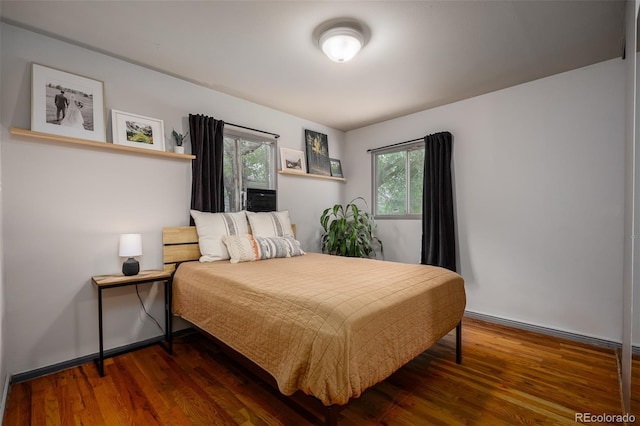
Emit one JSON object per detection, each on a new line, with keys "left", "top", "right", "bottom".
{"left": 92, "top": 269, "right": 173, "bottom": 377}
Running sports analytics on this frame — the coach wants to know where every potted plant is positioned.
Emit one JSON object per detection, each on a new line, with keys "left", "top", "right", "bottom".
{"left": 171, "top": 129, "right": 189, "bottom": 154}
{"left": 320, "top": 197, "right": 383, "bottom": 258}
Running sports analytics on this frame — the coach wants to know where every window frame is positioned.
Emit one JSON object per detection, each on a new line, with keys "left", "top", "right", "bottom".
{"left": 371, "top": 141, "right": 425, "bottom": 220}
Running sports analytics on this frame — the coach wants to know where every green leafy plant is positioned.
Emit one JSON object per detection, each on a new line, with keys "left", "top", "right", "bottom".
{"left": 172, "top": 129, "right": 189, "bottom": 147}
{"left": 320, "top": 197, "right": 383, "bottom": 258}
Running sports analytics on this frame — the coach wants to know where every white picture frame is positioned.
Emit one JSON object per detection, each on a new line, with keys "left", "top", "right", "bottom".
{"left": 111, "top": 109, "right": 165, "bottom": 152}
{"left": 280, "top": 147, "right": 307, "bottom": 173}
{"left": 31, "top": 63, "right": 106, "bottom": 142}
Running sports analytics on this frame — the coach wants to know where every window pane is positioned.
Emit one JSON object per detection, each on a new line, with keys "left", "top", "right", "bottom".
{"left": 223, "top": 137, "right": 239, "bottom": 212}
{"left": 241, "top": 140, "right": 271, "bottom": 189}
{"left": 409, "top": 148, "right": 424, "bottom": 214}
{"left": 224, "top": 135, "right": 275, "bottom": 212}
{"left": 376, "top": 151, "right": 407, "bottom": 215}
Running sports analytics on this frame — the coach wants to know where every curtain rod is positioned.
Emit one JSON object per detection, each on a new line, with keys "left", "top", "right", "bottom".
{"left": 366, "top": 136, "right": 424, "bottom": 153}
{"left": 226, "top": 122, "right": 280, "bottom": 139}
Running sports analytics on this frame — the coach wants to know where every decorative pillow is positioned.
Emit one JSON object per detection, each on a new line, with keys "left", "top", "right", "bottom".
{"left": 190, "top": 210, "right": 249, "bottom": 262}
{"left": 222, "top": 234, "right": 306, "bottom": 264}
{"left": 245, "top": 211, "right": 294, "bottom": 237}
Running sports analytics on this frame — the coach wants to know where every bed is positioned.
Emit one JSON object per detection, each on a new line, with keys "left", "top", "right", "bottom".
{"left": 162, "top": 224, "right": 466, "bottom": 424}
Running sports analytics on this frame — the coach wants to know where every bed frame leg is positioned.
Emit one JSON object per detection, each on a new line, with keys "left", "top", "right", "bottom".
{"left": 456, "top": 321, "right": 462, "bottom": 364}
{"left": 325, "top": 405, "right": 338, "bottom": 426}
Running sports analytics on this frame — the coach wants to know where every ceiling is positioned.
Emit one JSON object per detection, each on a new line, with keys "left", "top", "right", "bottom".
{"left": 0, "top": 1, "right": 626, "bottom": 132}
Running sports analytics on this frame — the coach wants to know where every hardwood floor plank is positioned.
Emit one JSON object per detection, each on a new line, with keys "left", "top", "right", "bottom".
{"left": 54, "top": 375, "right": 76, "bottom": 426}
{"left": 109, "top": 356, "right": 165, "bottom": 425}
{"left": 133, "top": 347, "right": 233, "bottom": 425}
{"left": 3, "top": 317, "right": 627, "bottom": 425}
{"left": 28, "top": 379, "right": 47, "bottom": 426}
{"left": 93, "top": 380, "right": 131, "bottom": 425}
{"left": 3, "top": 380, "right": 31, "bottom": 426}
{"left": 178, "top": 337, "right": 314, "bottom": 425}
{"left": 74, "top": 364, "right": 106, "bottom": 426}
{"left": 120, "top": 352, "right": 191, "bottom": 425}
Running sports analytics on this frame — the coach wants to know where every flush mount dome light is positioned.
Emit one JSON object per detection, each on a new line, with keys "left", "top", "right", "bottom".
{"left": 319, "top": 26, "right": 365, "bottom": 63}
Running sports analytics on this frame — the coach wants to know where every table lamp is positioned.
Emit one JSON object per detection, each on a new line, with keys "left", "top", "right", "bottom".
{"left": 119, "top": 233, "right": 142, "bottom": 276}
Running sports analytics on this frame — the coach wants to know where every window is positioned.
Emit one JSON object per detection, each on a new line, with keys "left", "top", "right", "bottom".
{"left": 223, "top": 131, "right": 276, "bottom": 212}
{"left": 373, "top": 142, "right": 424, "bottom": 218}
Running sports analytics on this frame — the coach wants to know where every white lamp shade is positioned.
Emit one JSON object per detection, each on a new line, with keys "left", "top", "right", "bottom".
{"left": 119, "top": 233, "right": 142, "bottom": 257}
{"left": 319, "top": 27, "right": 364, "bottom": 63}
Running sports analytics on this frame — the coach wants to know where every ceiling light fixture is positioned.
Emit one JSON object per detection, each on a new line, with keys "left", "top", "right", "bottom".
{"left": 319, "top": 25, "right": 365, "bottom": 63}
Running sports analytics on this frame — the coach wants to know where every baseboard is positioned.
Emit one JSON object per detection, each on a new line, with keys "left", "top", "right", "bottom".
{"left": 11, "top": 328, "right": 195, "bottom": 384}
{"left": 464, "top": 310, "right": 624, "bottom": 350}
{"left": 0, "top": 373, "right": 10, "bottom": 425}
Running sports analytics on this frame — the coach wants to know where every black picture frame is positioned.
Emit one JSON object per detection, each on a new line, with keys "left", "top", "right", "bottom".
{"left": 330, "top": 158, "right": 343, "bottom": 178}
{"left": 304, "top": 129, "right": 331, "bottom": 176}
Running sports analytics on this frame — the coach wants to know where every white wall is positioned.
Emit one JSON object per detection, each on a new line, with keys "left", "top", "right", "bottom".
{"left": 620, "top": 0, "right": 639, "bottom": 412}
{"left": 345, "top": 58, "right": 626, "bottom": 342}
{"left": 622, "top": 0, "right": 638, "bottom": 411}
{"left": 0, "top": 0, "right": 6, "bottom": 410}
{"left": 635, "top": 49, "right": 640, "bottom": 349}
{"left": 0, "top": 23, "right": 344, "bottom": 375}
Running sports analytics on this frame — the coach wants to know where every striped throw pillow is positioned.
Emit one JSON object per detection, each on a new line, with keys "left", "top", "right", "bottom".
{"left": 222, "top": 234, "right": 306, "bottom": 264}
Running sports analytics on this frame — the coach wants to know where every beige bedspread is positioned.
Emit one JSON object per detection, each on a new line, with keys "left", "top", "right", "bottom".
{"left": 172, "top": 253, "right": 466, "bottom": 406}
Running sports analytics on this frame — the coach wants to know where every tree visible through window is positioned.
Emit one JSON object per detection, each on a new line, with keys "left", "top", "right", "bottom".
{"left": 223, "top": 132, "right": 276, "bottom": 212}
{"left": 373, "top": 143, "right": 424, "bottom": 218}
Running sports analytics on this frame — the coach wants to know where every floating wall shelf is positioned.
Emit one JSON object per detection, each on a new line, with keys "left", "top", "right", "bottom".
{"left": 278, "top": 169, "right": 346, "bottom": 183}
{"left": 10, "top": 128, "right": 196, "bottom": 160}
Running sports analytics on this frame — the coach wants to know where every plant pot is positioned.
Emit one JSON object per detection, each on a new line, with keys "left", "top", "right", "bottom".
{"left": 174, "top": 146, "right": 185, "bottom": 154}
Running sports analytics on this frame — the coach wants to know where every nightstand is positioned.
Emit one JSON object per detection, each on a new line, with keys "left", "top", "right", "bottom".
{"left": 92, "top": 269, "right": 173, "bottom": 377}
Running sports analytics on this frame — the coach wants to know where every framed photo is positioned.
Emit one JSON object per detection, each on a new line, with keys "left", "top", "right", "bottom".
{"left": 111, "top": 110, "right": 165, "bottom": 152}
{"left": 304, "top": 129, "right": 331, "bottom": 176}
{"left": 330, "top": 158, "right": 343, "bottom": 178}
{"left": 280, "top": 147, "right": 307, "bottom": 173}
{"left": 31, "top": 63, "right": 106, "bottom": 142}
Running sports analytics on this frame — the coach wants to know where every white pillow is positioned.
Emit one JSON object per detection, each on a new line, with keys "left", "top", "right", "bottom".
{"left": 246, "top": 211, "right": 294, "bottom": 237}
{"left": 190, "top": 210, "right": 249, "bottom": 262}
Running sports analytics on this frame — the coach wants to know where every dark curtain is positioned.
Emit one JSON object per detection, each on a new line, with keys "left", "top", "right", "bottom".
{"left": 189, "top": 114, "right": 225, "bottom": 221}
{"left": 421, "top": 131, "right": 456, "bottom": 271}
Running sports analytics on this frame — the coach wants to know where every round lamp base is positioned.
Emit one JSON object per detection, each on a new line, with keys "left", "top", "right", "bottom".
{"left": 122, "top": 258, "right": 140, "bottom": 276}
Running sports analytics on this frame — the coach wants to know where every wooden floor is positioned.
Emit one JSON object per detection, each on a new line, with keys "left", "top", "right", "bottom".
{"left": 632, "top": 355, "right": 640, "bottom": 417}
{"left": 4, "top": 317, "right": 627, "bottom": 425}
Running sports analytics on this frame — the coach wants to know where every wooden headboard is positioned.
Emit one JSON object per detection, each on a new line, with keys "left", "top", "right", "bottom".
{"left": 162, "top": 226, "right": 200, "bottom": 272}
{"left": 162, "top": 224, "right": 297, "bottom": 272}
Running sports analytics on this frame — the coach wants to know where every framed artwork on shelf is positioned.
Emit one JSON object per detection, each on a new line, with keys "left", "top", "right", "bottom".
{"left": 330, "top": 158, "right": 343, "bottom": 178}
{"left": 280, "top": 147, "right": 307, "bottom": 173}
{"left": 304, "top": 129, "right": 331, "bottom": 176}
{"left": 111, "top": 110, "right": 165, "bottom": 152}
{"left": 31, "top": 63, "right": 106, "bottom": 142}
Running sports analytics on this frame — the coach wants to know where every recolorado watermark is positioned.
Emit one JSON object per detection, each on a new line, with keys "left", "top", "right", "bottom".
{"left": 575, "top": 412, "right": 636, "bottom": 423}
